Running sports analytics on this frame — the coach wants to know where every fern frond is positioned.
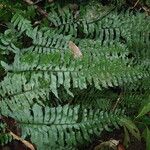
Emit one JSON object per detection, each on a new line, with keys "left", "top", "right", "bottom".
{"left": 47, "top": 6, "right": 150, "bottom": 50}
{"left": 47, "top": 4, "right": 116, "bottom": 39}
{"left": 11, "top": 13, "right": 32, "bottom": 34}
{"left": 0, "top": 1, "right": 150, "bottom": 149}
{"left": 25, "top": 27, "right": 72, "bottom": 53}
{"left": 48, "top": 6, "right": 79, "bottom": 37}
{"left": 10, "top": 10, "right": 150, "bottom": 49}
{"left": 0, "top": 48, "right": 149, "bottom": 106}
{"left": 0, "top": 104, "right": 124, "bottom": 149}
{"left": 78, "top": 39, "right": 129, "bottom": 59}
{"left": 0, "top": 29, "right": 20, "bottom": 54}
{"left": 83, "top": 10, "right": 150, "bottom": 42}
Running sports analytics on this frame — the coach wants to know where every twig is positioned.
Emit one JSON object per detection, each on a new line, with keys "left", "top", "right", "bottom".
{"left": 34, "top": 0, "right": 42, "bottom": 4}
{"left": 9, "top": 130, "right": 35, "bottom": 150}
{"left": 142, "top": 6, "right": 150, "bottom": 15}
{"left": 131, "top": 0, "right": 150, "bottom": 15}
{"left": 24, "top": 0, "right": 48, "bottom": 17}
{"left": 132, "top": 0, "right": 140, "bottom": 9}
{"left": 112, "top": 93, "right": 122, "bottom": 112}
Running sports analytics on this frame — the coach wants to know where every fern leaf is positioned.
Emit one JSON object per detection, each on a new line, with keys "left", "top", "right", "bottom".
{"left": 0, "top": 49, "right": 149, "bottom": 106}
{"left": 11, "top": 13, "right": 32, "bottom": 34}
{"left": 0, "top": 104, "right": 124, "bottom": 149}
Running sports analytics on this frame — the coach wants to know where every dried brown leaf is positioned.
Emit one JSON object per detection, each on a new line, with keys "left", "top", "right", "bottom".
{"left": 68, "top": 41, "right": 83, "bottom": 59}
{"left": 94, "top": 139, "right": 120, "bottom": 150}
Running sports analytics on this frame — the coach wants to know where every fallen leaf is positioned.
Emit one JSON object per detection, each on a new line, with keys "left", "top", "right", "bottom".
{"left": 109, "top": 139, "right": 119, "bottom": 147}
{"left": 94, "top": 139, "right": 120, "bottom": 150}
{"left": 68, "top": 41, "right": 83, "bottom": 59}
